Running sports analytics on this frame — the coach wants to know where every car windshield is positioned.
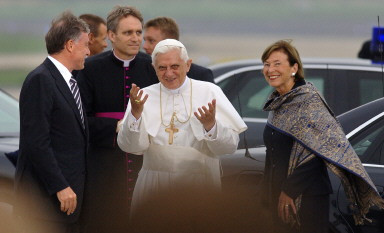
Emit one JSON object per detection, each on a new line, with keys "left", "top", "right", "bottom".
{"left": 0, "top": 90, "right": 19, "bottom": 136}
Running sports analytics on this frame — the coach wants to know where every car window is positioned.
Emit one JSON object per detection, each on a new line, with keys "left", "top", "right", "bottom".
{"left": 0, "top": 90, "right": 19, "bottom": 134}
{"left": 241, "top": 78, "right": 273, "bottom": 117}
{"left": 217, "top": 69, "right": 327, "bottom": 119}
{"left": 217, "top": 70, "right": 271, "bottom": 118}
{"left": 217, "top": 67, "right": 384, "bottom": 120}
{"left": 350, "top": 118, "right": 384, "bottom": 164}
{"left": 304, "top": 69, "right": 332, "bottom": 108}
{"left": 354, "top": 70, "right": 384, "bottom": 105}
{"left": 306, "top": 77, "right": 324, "bottom": 96}
{"left": 329, "top": 69, "right": 384, "bottom": 114}
{"left": 359, "top": 78, "right": 383, "bottom": 105}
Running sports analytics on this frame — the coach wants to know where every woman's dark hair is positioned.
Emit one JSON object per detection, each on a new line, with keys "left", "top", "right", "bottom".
{"left": 261, "top": 40, "right": 304, "bottom": 81}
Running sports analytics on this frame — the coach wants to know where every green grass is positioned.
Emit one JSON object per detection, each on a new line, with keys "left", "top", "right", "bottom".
{"left": 0, "top": 34, "right": 45, "bottom": 54}
{"left": 0, "top": 69, "right": 29, "bottom": 86}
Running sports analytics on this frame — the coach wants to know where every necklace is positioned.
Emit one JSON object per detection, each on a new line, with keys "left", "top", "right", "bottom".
{"left": 160, "top": 78, "right": 193, "bottom": 127}
{"left": 160, "top": 79, "right": 193, "bottom": 144}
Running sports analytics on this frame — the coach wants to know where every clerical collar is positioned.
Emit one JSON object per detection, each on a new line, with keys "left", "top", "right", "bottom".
{"left": 162, "top": 77, "right": 189, "bottom": 94}
{"left": 112, "top": 50, "right": 135, "bottom": 67}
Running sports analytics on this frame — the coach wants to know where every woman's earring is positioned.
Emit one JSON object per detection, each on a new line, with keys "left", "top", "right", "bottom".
{"left": 292, "top": 73, "right": 296, "bottom": 77}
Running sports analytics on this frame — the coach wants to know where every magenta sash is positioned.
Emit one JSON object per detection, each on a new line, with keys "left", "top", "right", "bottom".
{"left": 95, "top": 112, "right": 125, "bottom": 120}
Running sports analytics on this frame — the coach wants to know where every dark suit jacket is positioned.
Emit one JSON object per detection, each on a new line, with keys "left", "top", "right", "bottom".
{"left": 15, "top": 58, "right": 89, "bottom": 223}
{"left": 187, "top": 63, "right": 215, "bottom": 83}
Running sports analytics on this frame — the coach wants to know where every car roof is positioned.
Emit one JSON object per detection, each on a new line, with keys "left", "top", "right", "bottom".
{"left": 210, "top": 57, "right": 383, "bottom": 78}
{"left": 338, "top": 97, "right": 384, "bottom": 136}
{"left": 209, "top": 57, "right": 379, "bottom": 69}
{"left": 213, "top": 59, "right": 384, "bottom": 83}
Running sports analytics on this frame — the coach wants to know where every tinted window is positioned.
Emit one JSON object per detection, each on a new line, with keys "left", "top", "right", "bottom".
{"left": 359, "top": 75, "right": 383, "bottom": 105}
{"left": 304, "top": 69, "right": 329, "bottom": 96}
{"left": 304, "top": 68, "right": 336, "bottom": 110}
{"left": 217, "top": 70, "right": 270, "bottom": 118}
{"left": 218, "top": 67, "right": 384, "bottom": 118}
{"left": 217, "top": 68, "right": 328, "bottom": 119}
{"left": 307, "top": 78, "right": 324, "bottom": 94}
{"left": 350, "top": 117, "right": 384, "bottom": 164}
{"left": 0, "top": 90, "right": 19, "bottom": 135}
{"left": 330, "top": 69, "right": 384, "bottom": 114}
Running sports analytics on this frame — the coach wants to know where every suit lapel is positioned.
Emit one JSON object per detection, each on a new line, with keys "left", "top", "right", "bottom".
{"left": 43, "top": 58, "right": 87, "bottom": 135}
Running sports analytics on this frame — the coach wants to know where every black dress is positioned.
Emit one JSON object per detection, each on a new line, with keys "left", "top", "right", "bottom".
{"left": 262, "top": 80, "right": 332, "bottom": 233}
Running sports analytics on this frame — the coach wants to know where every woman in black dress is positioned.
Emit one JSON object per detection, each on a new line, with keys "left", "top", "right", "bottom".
{"left": 260, "top": 40, "right": 384, "bottom": 233}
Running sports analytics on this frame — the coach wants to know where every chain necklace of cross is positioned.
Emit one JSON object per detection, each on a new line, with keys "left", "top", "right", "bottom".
{"left": 160, "top": 79, "right": 193, "bottom": 145}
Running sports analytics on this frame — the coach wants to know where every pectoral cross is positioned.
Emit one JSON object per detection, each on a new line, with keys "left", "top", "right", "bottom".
{"left": 165, "top": 112, "right": 179, "bottom": 145}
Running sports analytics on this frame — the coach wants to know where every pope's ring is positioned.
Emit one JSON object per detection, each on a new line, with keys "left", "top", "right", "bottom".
{"left": 135, "top": 99, "right": 141, "bottom": 103}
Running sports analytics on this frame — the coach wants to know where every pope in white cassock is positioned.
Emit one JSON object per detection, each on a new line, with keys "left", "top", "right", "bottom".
{"left": 117, "top": 39, "right": 247, "bottom": 216}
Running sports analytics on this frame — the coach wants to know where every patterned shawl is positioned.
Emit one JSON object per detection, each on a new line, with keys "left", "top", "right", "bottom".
{"left": 263, "top": 82, "right": 384, "bottom": 226}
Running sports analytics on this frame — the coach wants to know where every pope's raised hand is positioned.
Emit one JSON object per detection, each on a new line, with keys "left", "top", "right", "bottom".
{"left": 130, "top": 83, "right": 148, "bottom": 119}
{"left": 194, "top": 99, "right": 216, "bottom": 131}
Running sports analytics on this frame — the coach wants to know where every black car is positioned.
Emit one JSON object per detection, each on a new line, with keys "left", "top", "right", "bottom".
{"left": 220, "top": 97, "right": 384, "bottom": 233}
{"left": 211, "top": 58, "right": 384, "bottom": 148}
{"left": 330, "top": 97, "right": 384, "bottom": 233}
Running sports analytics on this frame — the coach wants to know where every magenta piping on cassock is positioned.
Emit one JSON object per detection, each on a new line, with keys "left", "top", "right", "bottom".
{"left": 95, "top": 112, "right": 125, "bottom": 120}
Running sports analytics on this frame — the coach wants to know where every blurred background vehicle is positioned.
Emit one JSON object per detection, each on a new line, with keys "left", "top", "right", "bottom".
{"left": 211, "top": 58, "right": 384, "bottom": 148}
{"left": 0, "top": 89, "right": 19, "bottom": 233}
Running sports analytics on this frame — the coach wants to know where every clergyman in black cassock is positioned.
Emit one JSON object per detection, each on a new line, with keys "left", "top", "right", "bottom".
{"left": 76, "top": 50, "right": 158, "bottom": 232}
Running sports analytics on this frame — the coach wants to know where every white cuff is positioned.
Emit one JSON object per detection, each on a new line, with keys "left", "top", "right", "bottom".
{"left": 204, "top": 122, "right": 217, "bottom": 140}
{"left": 127, "top": 112, "right": 142, "bottom": 132}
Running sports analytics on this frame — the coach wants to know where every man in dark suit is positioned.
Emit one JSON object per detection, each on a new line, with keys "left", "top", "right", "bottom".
{"left": 14, "top": 11, "right": 90, "bottom": 233}
{"left": 143, "top": 16, "right": 215, "bottom": 83}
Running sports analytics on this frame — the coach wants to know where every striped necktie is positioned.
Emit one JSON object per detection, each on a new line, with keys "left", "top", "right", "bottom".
{"left": 69, "top": 78, "right": 85, "bottom": 128}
